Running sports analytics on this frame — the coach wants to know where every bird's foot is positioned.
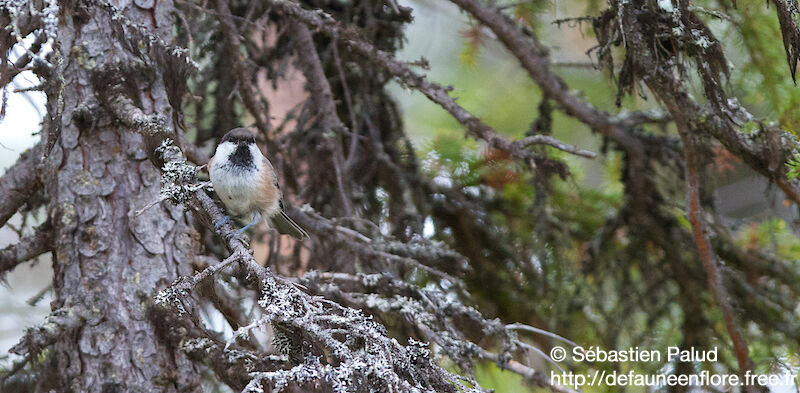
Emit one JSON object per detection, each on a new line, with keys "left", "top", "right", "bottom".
{"left": 237, "top": 222, "right": 256, "bottom": 234}
{"left": 223, "top": 229, "right": 250, "bottom": 247}
{"left": 214, "top": 215, "right": 232, "bottom": 232}
{"left": 236, "top": 211, "right": 260, "bottom": 234}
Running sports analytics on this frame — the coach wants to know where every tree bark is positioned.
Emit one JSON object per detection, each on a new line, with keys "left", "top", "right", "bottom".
{"left": 43, "top": 1, "right": 201, "bottom": 391}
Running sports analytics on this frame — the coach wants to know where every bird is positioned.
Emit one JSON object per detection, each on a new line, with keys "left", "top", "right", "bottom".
{"left": 208, "top": 128, "right": 309, "bottom": 240}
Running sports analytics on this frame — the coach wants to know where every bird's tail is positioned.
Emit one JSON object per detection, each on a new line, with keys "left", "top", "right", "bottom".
{"left": 269, "top": 211, "right": 309, "bottom": 240}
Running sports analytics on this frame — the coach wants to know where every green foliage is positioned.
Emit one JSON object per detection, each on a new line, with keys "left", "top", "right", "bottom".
{"left": 727, "top": 3, "right": 800, "bottom": 133}
{"left": 474, "top": 362, "right": 529, "bottom": 393}
{"left": 787, "top": 153, "right": 800, "bottom": 181}
{"left": 459, "top": 39, "right": 481, "bottom": 67}
{"left": 735, "top": 218, "right": 800, "bottom": 259}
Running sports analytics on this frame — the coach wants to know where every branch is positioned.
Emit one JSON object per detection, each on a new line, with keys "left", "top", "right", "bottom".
{"left": 0, "top": 222, "right": 52, "bottom": 276}
{"left": 291, "top": 24, "right": 345, "bottom": 134}
{"left": 0, "top": 0, "right": 44, "bottom": 51}
{"left": 675, "top": 121, "right": 755, "bottom": 381}
{"left": 4, "top": 307, "right": 85, "bottom": 383}
{"left": 151, "top": 253, "right": 285, "bottom": 391}
{"left": 214, "top": 0, "right": 270, "bottom": 135}
{"left": 476, "top": 348, "right": 579, "bottom": 393}
{"left": 0, "top": 143, "right": 41, "bottom": 228}
{"left": 9, "top": 307, "right": 84, "bottom": 357}
{"left": 448, "top": 0, "right": 649, "bottom": 155}
{"left": 517, "top": 135, "right": 596, "bottom": 158}
{"left": 287, "top": 206, "right": 469, "bottom": 283}
{"left": 189, "top": 192, "right": 474, "bottom": 392}
{"left": 179, "top": 336, "right": 286, "bottom": 391}
{"left": 612, "top": 1, "right": 800, "bottom": 207}
{"left": 1, "top": 32, "right": 47, "bottom": 89}
{"left": 300, "top": 271, "right": 579, "bottom": 393}
{"left": 178, "top": 132, "right": 210, "bottom": 165}
{"left": 264, "top": 0, "right": 591, "bottom": 166}
{"left": 770, "top": 0, "right": 800, "bottom": 82}
{"left": 291, "top": 23, "right": 354, "bottom": 214}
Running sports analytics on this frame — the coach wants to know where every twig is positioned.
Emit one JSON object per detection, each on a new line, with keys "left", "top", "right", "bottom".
{"left": 1, "top": 33, "right": 47, "bottom": 89}
{"left": 180, "top": 252, "right": 243, "bottom": 290}
{"left": 26, "top": 283, "right": 52, "bottom": 306}
{"left": 332, "top": 36, "right": 361, "bottom": 171}
{"left": 515, "top": 340, "right": 566, "bottom": 374}
{"left": 550, "top": 60, "right": 598, "bottom": 69}
{"left": 497, "top": 1, "right": 539, "bottom": 10}
{"left": 516, "top": 135, "right": 596, "bottom": 158}
{"left": 476, "top": 347, "right": 580, "bottom": 393}
{"left": 506, "top": 323, "right": 579, "bottom": 347}
{"left": 288, "top": 206, "right": 467, "bottom": 284}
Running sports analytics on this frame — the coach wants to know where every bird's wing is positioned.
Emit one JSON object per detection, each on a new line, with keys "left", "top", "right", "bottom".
{"left": 262, "top": 156, "right": 309, "bottom": 240}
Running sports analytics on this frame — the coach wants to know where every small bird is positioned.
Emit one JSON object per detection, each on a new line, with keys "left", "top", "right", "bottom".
{"left": 209, "top": 128, "right": 308, "bottom": 240}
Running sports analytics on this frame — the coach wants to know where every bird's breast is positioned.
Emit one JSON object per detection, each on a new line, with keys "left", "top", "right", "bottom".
{"left": 210, "top": 164, "right": 263, "bottom": 217}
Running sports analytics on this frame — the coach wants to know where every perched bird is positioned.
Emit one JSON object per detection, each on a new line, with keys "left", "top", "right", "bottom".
{"left": 209, "top": 128, "right": 308, "bottom": 240}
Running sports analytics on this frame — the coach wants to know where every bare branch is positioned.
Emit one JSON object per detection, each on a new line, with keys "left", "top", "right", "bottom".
{"left": 1, "top": 33, "right": 47, "bottom": 89}
{"left": 0, "top": 222, "right": 52, "bottom": 276}
{"left": 506, "top": 323, "right": 579, "bottom": 347}
{"left": 0, "top": 143, "right": 41, "bottom": 228}
{"left": 516, "top": 135, "right": 596, "bottom": 158}
{"left": 675, "top": 121, "right": 755, "bottom": 382}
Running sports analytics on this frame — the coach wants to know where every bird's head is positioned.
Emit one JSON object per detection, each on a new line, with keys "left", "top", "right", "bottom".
{"left": 216, "top": 128, "right": 260, "bottom": 168}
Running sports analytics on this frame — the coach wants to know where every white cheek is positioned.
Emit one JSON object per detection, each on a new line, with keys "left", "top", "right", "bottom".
{"left": 214, "top": 141, "right": 237, "bottom": 159}
{"left": 249, "top": 144, "right": 265, "bottom": 161}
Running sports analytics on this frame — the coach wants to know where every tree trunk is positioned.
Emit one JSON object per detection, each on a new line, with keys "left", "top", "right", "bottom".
{"left": 44, "top": 1, "right": 201, "bottom": 391}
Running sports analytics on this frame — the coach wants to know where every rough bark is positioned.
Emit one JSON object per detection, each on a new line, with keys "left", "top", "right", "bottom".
{"left": 41, "top": 1, "right": 201, "bottom": 391}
